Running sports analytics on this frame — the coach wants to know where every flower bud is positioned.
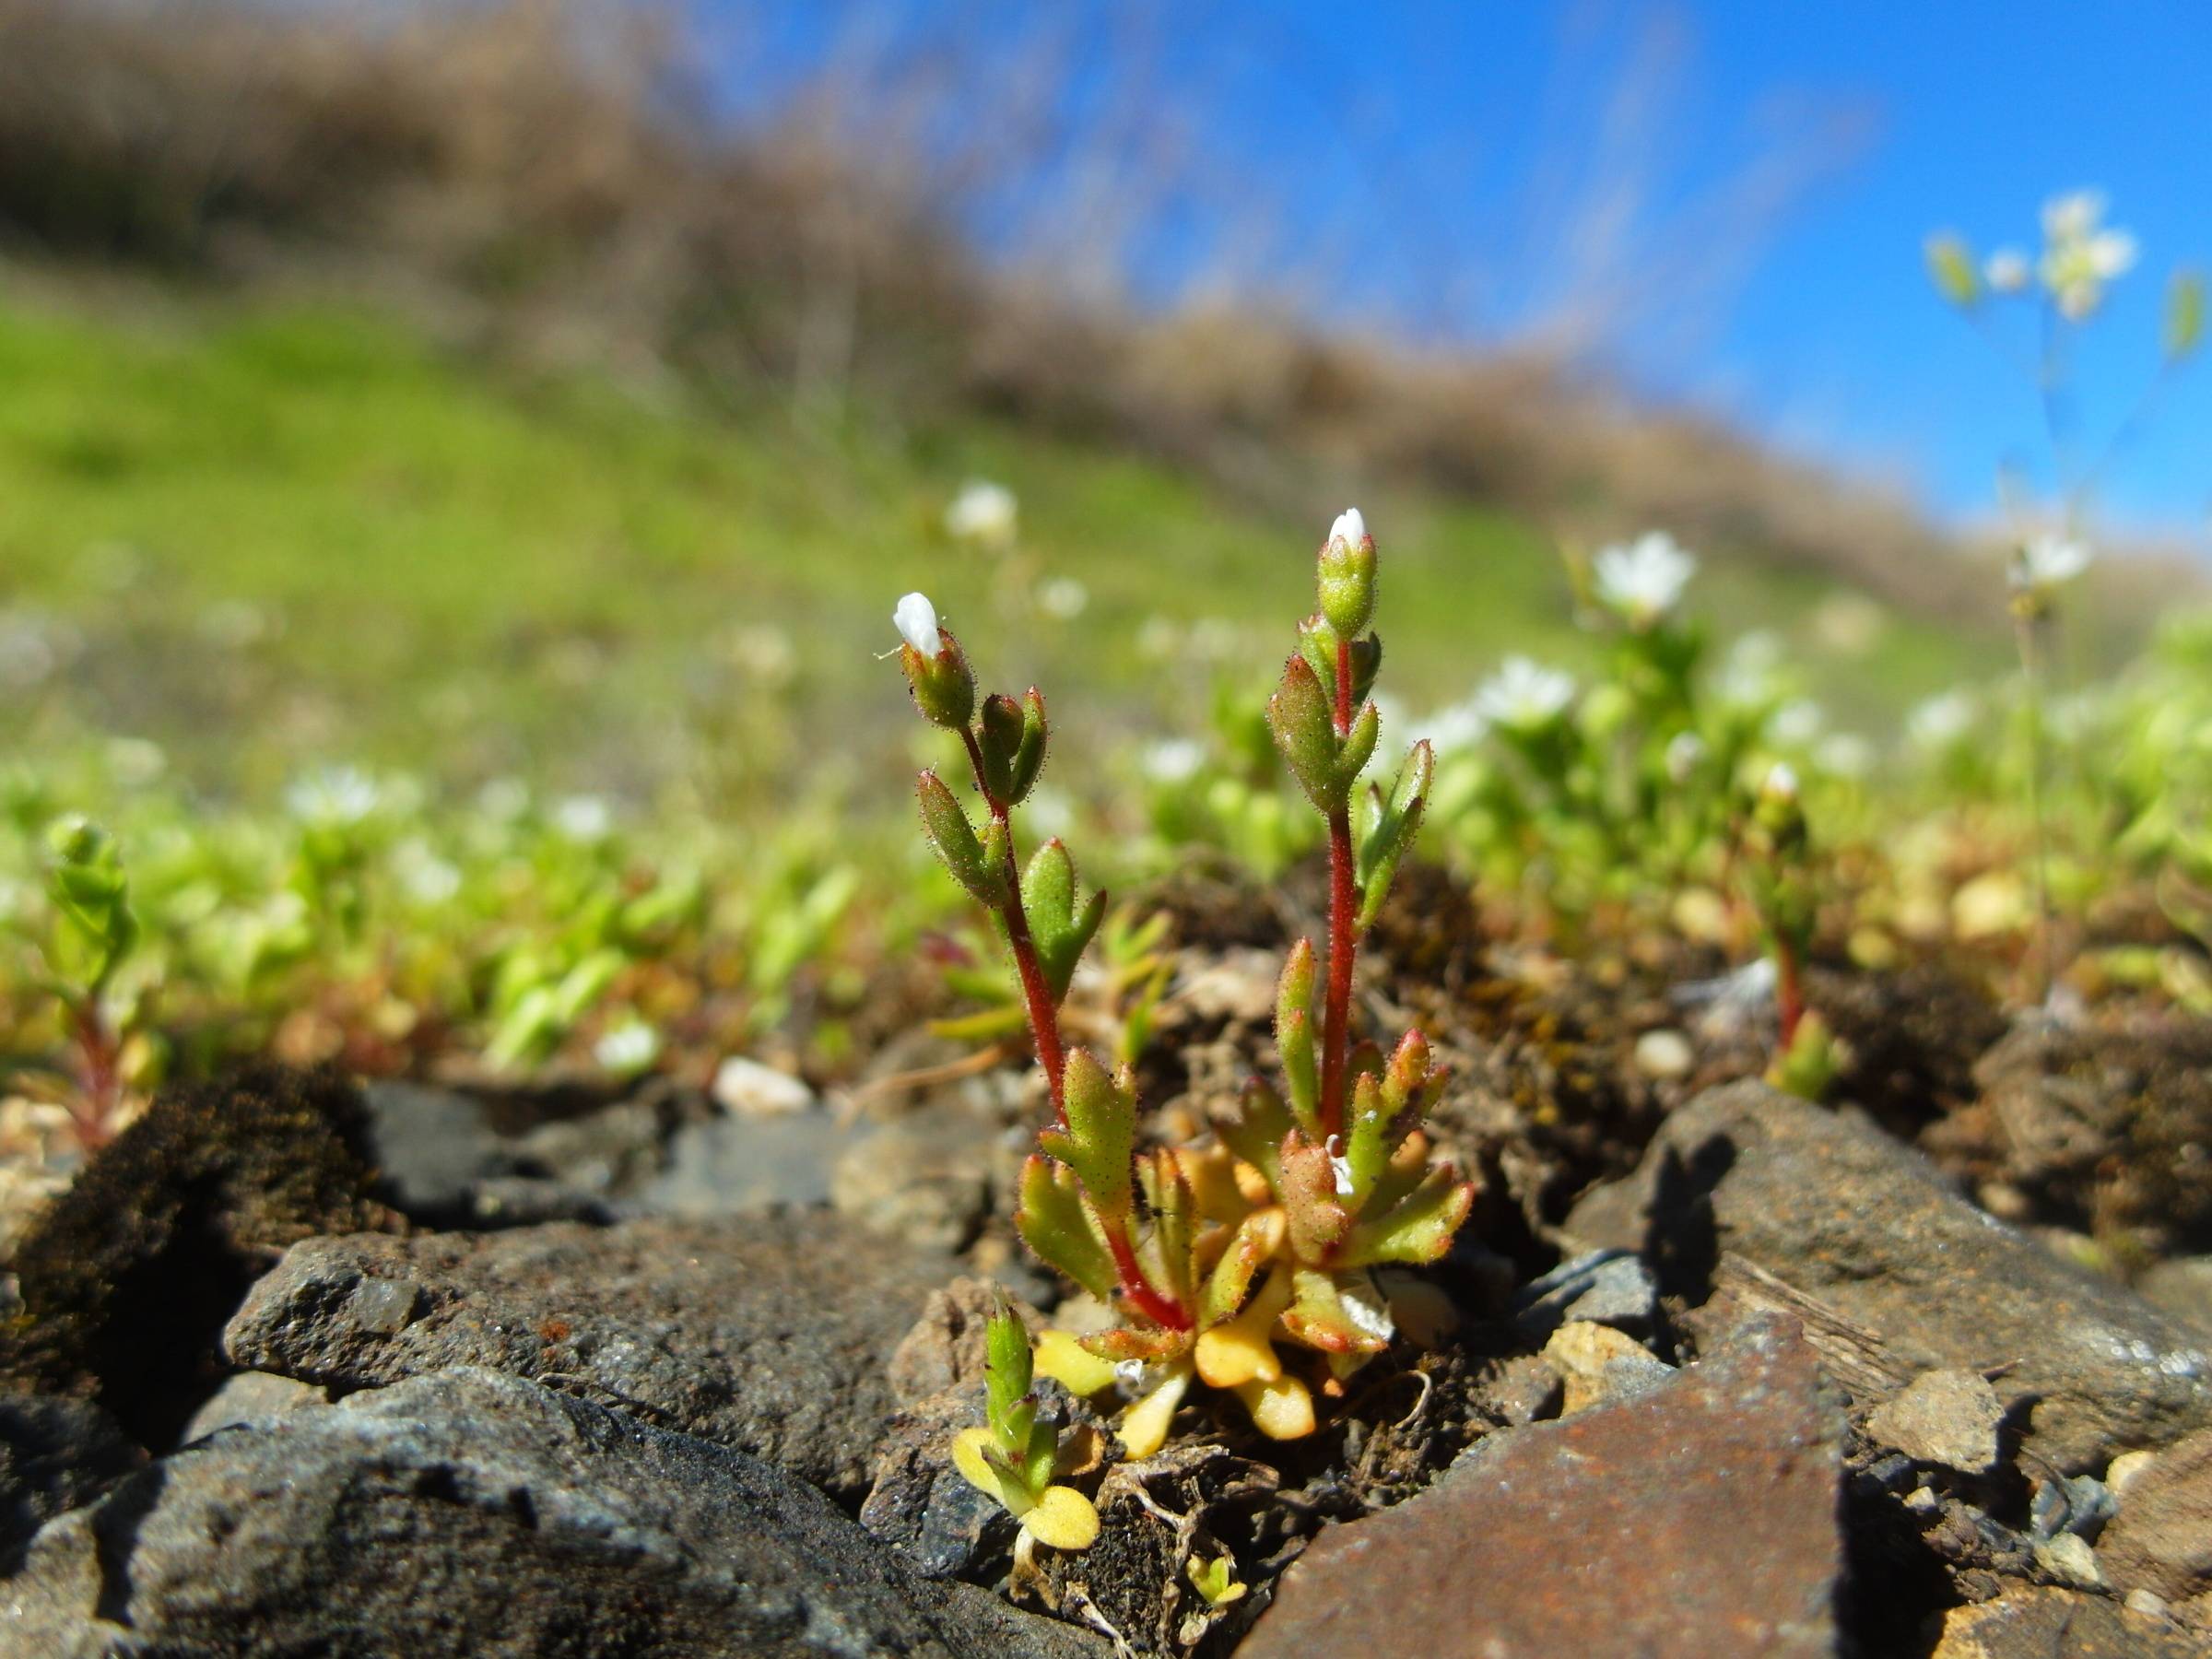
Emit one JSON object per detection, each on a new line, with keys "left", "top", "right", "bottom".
{"left": 1317, "top": 508, "right": 1377, "bottom": 640}
{"left": 893, "top": 592, "right": 976, "bottom": 730}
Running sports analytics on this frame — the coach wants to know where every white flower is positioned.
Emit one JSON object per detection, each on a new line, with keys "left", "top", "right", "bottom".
{"left": 2039, "top": 190, "right": 2136, "bottom": 320}
{"left": 1415, "top": 700, "right": 1490, "bottom": 757}
{"left": 1984, "top": 249, "right": 2030, "bottom": 293}
{"left": 1474, "top": 656, "right": 1577, "bottom": 730}
{"left": 893, "top": 592, "right": 940, "bottom": 655}
{"left": 286, "top": 765, "right": 380, "bottom": 828}
{"left": 553, "top": 794, "right": 614, "bottom": 843}
{"left": 392, "top": 838, "right": 463, "bottom": 905}
{"left": 1816, "top": 733, "right": 1874, "bottom": 780}
{"left": 1771, "top": 700, "right": 1825, "bottom": 747}
{"left": 1036, "top": 577, "right": 1088, "bottom": 619}
{"left": 1907, "top": 689, "right": 1977, "bottom": 750}
{"left": 1762, "top": 760, "right": 1800, "bottom": 801}
{"left": 478, "top": 777, "right": 531, "bottom": 821}
{"left": 1141, "top": 737, "right": 1206, "bottom": 783}
{"left": 2011, "top": 534, "right": 2094, "bottom": 593}
{"left": 1328, "top": 506, "right": 1368, "bottom": 549}
{"left": 1592, "top": 531, "right": 1698, "bottom": 627}
{"left": 594, "top": 1019, "right": 662, "bottom": 1076}
{"left": 946, "top": 480, "right": 1018, "bottom": 548}
{"left": 1715, "top": 629, "right": 1785, "bottom": 707}
{"left": 1665, "top": 730, "right": 1707, "bottom": 784}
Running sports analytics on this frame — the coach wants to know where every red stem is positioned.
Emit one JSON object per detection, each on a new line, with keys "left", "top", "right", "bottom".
{"left": 961, "top": 728, "right": 1068, "bottom": 1125}
{"left": 69, "top": 999, "right": 118, "bottom": 1148}
{"left": 1105, "top": 1219, "right": 1194, "bottom": 1331}
{"left": 1775, "top": 942, "right": 1805, "bottom": 1050}
{"left": 1320, "top": 635, "right": 1358, "bottom": 1141}
{"left": 959, "top": 723, "right": 1188, "bottom": 1326}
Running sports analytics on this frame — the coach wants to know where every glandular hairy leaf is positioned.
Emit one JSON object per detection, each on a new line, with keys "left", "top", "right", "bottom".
{"left": 1037, "top": 1049, "right": 1135, "bottom": 1224}
{"left": 1016, "top": 1155, "right": 1120, "bottom": 1302}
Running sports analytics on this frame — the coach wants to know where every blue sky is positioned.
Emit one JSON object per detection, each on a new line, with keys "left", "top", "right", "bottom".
{"left": 709, "top": 0, "right": 2212, "bottom": 535}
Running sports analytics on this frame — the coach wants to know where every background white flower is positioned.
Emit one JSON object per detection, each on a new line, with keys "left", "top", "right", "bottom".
{"left": 553, "top": 794, "right": 615, "bottom": 843}
{"left": 1036, "top": 576, "right": 1089, "bottom": 619}
{"left": 1907, "top": 689, "right": 1977, "bottom": 750}
{"left": 1474, "top": 656, "right": 1576, "bottom": 729}
{"left": 1140, "top": 737, "right": 1205, "bottom": 783}
{"left": 1592, "top": 531, "right": 1698, "bottom": 626}
{"left": 893, "top": 592, "right": 940, "bottom": 654}
{"left": 1983, "top": 248, "right": 2030, "bottom": 293}
{"left": 2038, "top": 189, "right": 2136, "bottom": 321}
{"left": 2010, "top": 534, "right": 2094, "bottom": 593}
{"left": 594, "top": 1018, "right": 662, "bottom": 1076}
{"left": 946, "top": 479, "right": 1018, "bottom": 548}
{"left": 286, "top": 765, "right": 380, "bottom": 827}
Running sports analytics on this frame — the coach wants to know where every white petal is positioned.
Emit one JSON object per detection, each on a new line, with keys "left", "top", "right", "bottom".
{"left": 1329, "top": 506, "right": 1368, "bottom": 549}
{"left": 893, "top": 592, "right": 939, "bottom": 654}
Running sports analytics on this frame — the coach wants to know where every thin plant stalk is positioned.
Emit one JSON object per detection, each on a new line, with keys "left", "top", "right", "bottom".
{"left": 1319, "top": 634, "right": 1357, "bottom": 1140}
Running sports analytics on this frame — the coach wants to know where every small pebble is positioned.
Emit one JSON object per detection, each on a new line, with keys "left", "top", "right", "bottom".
{"left": 1633, "top": 1030, "right": 1695, "bottom": 1081}
{"left": 1865, "top": 1369, "right": 2006, "bottom": 1476}
{"left": 2125, "top": 1588, "right": 2173, "bottom": 1619}
{"left": 1542, "top": 1320, "right": 1673, "bottom": 1415}
{"left": 1904, "top": 1484, "right": 1940, "bottom": 1514}
{"left": 2107, "top": 1448, "right": 2159, "bottom": 1500}
{"left": 711, "top": 1057, "right": 816, "bottom": 1119}
{"left": 347, "top": 1276, "right": 422, "bottom": 1335}
{"left": 2031, "top": 1531, "right": 2104, "bottom": 1588}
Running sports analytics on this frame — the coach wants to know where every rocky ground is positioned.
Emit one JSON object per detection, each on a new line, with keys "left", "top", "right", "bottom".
{"left": 6, "top": 868, "right": 2212, "bottom": 1655}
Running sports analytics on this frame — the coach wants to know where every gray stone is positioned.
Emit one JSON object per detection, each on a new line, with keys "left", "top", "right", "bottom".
{"left": 1245, "top": 1313, "right": 1843, "bottom": 1658}
{"left": 178, "top": 1372, "right": 331, "bottom": 1443}
{"left": 625, "top": 1112, "right": 843, "bottom": 1218}
{"left": 223, "top": 1213, "right": 963, "bottom": 1497}
{"left": 860, "top": 1384, "right": 1015, "bottom": 1579}
{"left": 0, "top": 1367, "right": 1102, "bottom": 1658}
{"left": 0, "top": 1394, "right": 144, "bottom": 1572}
{"left": 1567, "top": 1080, "right": 2212, "bottom": 1472}
{"left": 1541, "top": 1319, "right": 1674, "bottom": 1415}
{"left": 2139, "top": 1257, "right": 2212, "bottom": 1335}
{"left": 361, "top": 1079, "right": 508, "bottom": 1216}
{"left": 832, "top": 1102, "right": 1003, "bottom": 1256}
{"left": 1513, "top": 1249, "right": 1660, "bottom": 1339}
{"left": 1865, "top": 1369, "right": 2008, "bottom": 1475}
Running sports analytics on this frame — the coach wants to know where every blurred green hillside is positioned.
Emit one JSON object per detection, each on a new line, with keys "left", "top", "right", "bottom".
{"left": 0, "top": 280, "right": 2017, "bottom": 813}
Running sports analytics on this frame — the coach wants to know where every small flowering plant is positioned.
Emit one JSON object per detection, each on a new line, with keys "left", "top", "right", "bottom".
{"left": 28, "top": 815, "right": 141, "bottom": 1145}
{"left": 951, "top": 1304, "right": 1100, "bottom": 1565}
{"left": 894, "top": 510, "right": 1474, "bottom": 1460}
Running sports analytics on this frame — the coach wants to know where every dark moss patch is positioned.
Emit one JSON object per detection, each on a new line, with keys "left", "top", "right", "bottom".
{"left": 0, "top": 1064, "right": 388, "bottom": 1448}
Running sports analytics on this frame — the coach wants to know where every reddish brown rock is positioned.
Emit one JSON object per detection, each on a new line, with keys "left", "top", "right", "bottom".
{"left": 1242, "top": 1313, "right": 1842, "bottom": 1658}
{"left": 1931, "top": 1586, "right": 2205, "bottom": 1658}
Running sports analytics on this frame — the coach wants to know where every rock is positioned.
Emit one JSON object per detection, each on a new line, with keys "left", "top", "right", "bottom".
{"left": 1474, "top": 1352, "right": 1561, "bottom": 1429}
{"left": 2110, "top": 1449, "right": 2160, "bottom": 1499}
{"left": 2139, "top": 1258, "right": 2212, "bottom": 1335}
{"left": 178, "top": 1372, "right": 331, "bottom": 1443}
{"left": 223, "top": 1213, "right": 963, "bottom": 1497}
{"left": 626, "top": 1112, "right": 843, "bottom": 1218}
{"left": 889, "top": 1278, "right": 1040, "bottom": 1406}
{"left": 0, "top": 1367, "right": 1102, "bottom": 1658}
{"left": 1541, "top": 1319, "right": 1673, "bottom": 1414}
{"left": 1567, "top": 1080, "right": 2212, "bottom": 1472}
{"left": 2032, "top": 1532, "right": 2105, "bottom": 1587}
{"left": 712, "top": 1055, "right": 818, "bottom": 1118}
{"left": 1245, "top": 1313, "right": 1842, "bottom": 1658}
{"left": 2100, "top": 1425, "right": 2212, "bottom": 1600}
{"left": 362, "top": 1079, "right": 509, "bottom": 1217}
{"left": 832, "top": 1102, "right": 1003, "bottom": 1255}
{"left": 1865, "top": 1370, "right": 2008, "bottom": 1475}
{"left": 1931, "top": 1585, "right": 2204, "bottom": 1658}
{"left": 2030, "top": 1472, "right": 2116, "bottom": 1541}
{"left": 0, "top": 1064, "right": 386, "bottom": 1447}
{"left": 0, "top": 1395, "right": 145, "bottom": 1572}
{"left": 860, "top": 1385, "right": 1014, "bottom": 1579}
{"left": 1513, "top": 1249, "right": 1660, "bottom": 1339}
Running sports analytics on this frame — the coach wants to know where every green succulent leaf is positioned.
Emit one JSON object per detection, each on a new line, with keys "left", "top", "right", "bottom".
{"left": 1355, "top": 740, "right": 1433, "bottom": 929}
{"left": 976, "top": 693, "right": 1025, "bottom": 806}
{"left": 1009, "top": 688, "right": 1050, "bottom": 803}
{"left": 1340, "top": 1165, "right": 1476, "bottom": 1268}
{"left": 983, "top": 1303, "right": 1037, "bottom": 1461}
{"left": 1275, "top": 939, "right": 1320, "bottom": 1134}
{"left": 1216, "top": 1078, "right": 1291, "bottom": 1190}
{"left": 1199, "top": 1208, "right": 1277, "bottom": 1328}
{"left": 1335, "top": 700, "right": 1380, "bottom": 795}
{"left": 1278, "top": 1130, "right": 1352, "bottom": 1265}
{"left": 1341, "top": 1072, "right": 1397, "bottom": 1209}
{"left": 1019, "top": 840, "right": 1105, "bottom": 1003}
{"left": 1267, "top": 653, "right": 1346, "bottom": 814}
{"left": 1038, "top": 1049, "right": 1136, "bottom": 1225}
{"left": 917, "top": 771, "right": 1006, "bottom": 907}
{"left": 1279, "top": 1266, "right": 1391, "bottom": 1356}
{"left": 1016, "top": 1156, "right": 1121, "bottom": 1302}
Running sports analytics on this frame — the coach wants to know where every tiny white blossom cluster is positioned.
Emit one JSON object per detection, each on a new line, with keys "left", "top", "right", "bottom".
{"left": 1592, "top": 531, "right": 1699, "bottom": 629}
{"left": 2038, "top": 190, "right": 2137, "bottom": 322}
{"left": 946, "top": 480, "right": 1018, "bottom": 548}
{"left": 1474, "top": 656, "right": 1577, "bottom": 731}
{"left": 2010, "top": 534, "right": 2095, "bottom": 595}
